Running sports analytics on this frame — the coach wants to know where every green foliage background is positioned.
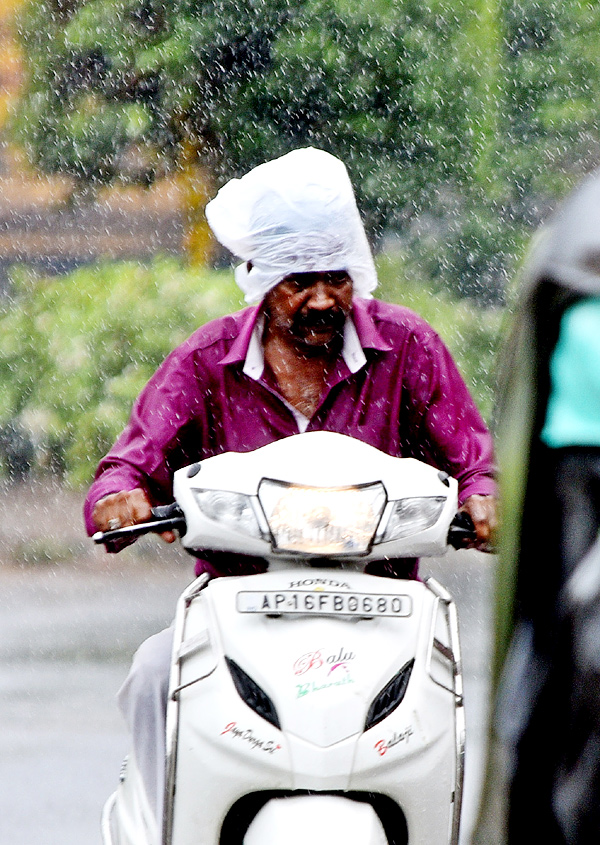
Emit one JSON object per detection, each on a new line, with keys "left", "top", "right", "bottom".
{"left": 10, "top": 0, "right": 591, "bottom": 485}
{"left": 0, "top": 256, "right": 501, "bottom": 486}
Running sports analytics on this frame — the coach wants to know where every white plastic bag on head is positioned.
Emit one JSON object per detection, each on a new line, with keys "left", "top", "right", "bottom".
{"left": 205, "top": 147, "right": 378, "bottom": 302}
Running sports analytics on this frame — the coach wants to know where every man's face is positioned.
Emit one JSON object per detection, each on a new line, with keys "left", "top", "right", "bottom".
{"left": 263, "top": 271, "right": 353, "bottom": 349}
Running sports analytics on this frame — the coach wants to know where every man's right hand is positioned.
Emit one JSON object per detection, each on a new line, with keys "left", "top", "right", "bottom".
{"left": 92, "top": 488, "right": 176, "bottom": 544}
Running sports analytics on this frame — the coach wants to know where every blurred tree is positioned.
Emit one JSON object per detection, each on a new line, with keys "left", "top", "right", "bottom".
{"left": 0, "top": 0, "right": 25, "bottom": 130}
{"left": 12, "top": 0, "right": 600, "bottom": 301}
{"left": 391, "top": 0, "right": 600, "bottom": 303}
{"left": 502, "top": 0, "right": 600, "bottom": 208}
{"left": 12, "top": 0, "right": 504, "bottom": 284}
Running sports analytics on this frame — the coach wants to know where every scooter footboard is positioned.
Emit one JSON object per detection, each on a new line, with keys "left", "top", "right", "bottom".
{"left": 243, "top": 795, "right": 388, "bottom": 845}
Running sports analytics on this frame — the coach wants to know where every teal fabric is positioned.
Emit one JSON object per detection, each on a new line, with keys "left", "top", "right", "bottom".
{"left": 542, "top": 297, "right": 600, "bottom": 447}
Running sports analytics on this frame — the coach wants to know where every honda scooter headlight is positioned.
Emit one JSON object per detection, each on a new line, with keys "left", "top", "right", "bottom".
{"left": 381, "top": 497, "right": 446, "bottom": 541}
{"left": 192, "top": 490, "right": 263, "bottom": 539}
{"left": 258, "top": 480, "right": 387, "bottom": 555}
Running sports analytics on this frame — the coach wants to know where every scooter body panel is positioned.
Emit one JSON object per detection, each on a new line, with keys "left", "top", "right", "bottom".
{"left": 166, "top": 570, "right": 463, "bottom": 845}
{"left": 100, "top": 434, "right": 467, "bottom": 845}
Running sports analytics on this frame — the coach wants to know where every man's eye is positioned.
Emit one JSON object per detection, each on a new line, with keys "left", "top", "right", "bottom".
{"left": 288, "top": 276, "right": 315, "bottom": 291}
{"left": 324, "top": 274, "right": 350, "bottom": 288}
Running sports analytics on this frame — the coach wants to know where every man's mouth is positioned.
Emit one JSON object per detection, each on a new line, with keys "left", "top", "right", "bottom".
{"left": 293, "top": 310, "right": 345, "bottom": 339}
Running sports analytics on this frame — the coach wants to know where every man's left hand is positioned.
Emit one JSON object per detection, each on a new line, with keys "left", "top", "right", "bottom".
{"left": 460, "top": 494, "right": 498, "bottom": 551}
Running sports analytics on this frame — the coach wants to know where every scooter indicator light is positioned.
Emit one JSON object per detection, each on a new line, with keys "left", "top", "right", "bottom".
{"left": 192, "top": 490, "right": 263, "bottom": 539}
{"left": 381, "top": 497, "right": 446, "bottom": 542}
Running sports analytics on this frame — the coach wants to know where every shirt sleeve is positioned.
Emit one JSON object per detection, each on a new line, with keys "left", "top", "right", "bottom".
{"left": 83, "top": 346, "right": 205, "bottom": 537}
{"left": 402, "top": 326, "right": 497, "bottom": 505}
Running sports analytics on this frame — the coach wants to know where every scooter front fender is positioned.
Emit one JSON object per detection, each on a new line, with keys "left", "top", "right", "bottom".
{"left": 243, "top": 794, "right": 388, "bottom": 845}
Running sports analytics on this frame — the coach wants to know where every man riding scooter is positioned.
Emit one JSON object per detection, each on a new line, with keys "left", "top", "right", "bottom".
{"left": 86, "top": 147, "right": 497, "bottom": 825}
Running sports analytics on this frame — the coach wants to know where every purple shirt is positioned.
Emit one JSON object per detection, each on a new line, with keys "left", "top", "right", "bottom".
{"left": 85, "top": 298, "right": 496, "bottom": 575}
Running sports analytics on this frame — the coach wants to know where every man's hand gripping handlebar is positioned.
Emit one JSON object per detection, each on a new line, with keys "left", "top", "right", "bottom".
{"left": 93, "top": 501, "right": 186, "bottom": 545}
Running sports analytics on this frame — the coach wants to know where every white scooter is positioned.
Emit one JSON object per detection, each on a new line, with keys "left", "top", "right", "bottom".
{"left": 95, "top": 432, "right": 475, "bottom": 845}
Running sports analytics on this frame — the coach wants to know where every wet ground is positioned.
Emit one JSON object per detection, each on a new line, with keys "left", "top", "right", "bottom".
{"left": 0, "top": 480, "right": 495, "bottom": 844}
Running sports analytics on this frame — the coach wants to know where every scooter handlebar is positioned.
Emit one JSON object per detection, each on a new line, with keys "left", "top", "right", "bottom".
{"left": 92, "top": 503, "right": 186, "bottom": 545}
{"left": 93, "top": 504, "right": 486, "bottom": 553}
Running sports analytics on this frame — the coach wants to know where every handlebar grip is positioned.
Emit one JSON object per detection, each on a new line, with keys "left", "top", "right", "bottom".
{"left": 447, "top": 512, "right": 477, "bottom": 549}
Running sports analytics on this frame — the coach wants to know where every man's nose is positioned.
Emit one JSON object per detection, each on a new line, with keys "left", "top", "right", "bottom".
{"left": 306, "top": 281, "right": 336, "bottom": 309}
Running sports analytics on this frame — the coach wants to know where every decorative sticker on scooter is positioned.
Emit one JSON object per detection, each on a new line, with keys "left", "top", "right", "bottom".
{"left": 293, "top": 647, "right": 357, "bottom": 698}
{"left": 293, "top": 647, "right": 356, "bottom": 676}
{"left": 220, "top": 722, "right": 282, "bottom": 754}
{"left": 374, "top": 727, "right": 414, "bottom": 756}
{"left": 296, "top": 674, "right": 355, "bottom": 699}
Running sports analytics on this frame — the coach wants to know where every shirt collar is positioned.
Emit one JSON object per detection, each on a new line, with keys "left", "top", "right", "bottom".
{"left": 219, "top": 305, "right": 262, "bottom": 367}
{"left": 219, "top": 297, "right": 390, "bottom": 374}
{"left": 242, "top": 313, "right": 367, "bottom": 380}
{"left": 243, "top": 313, "right": 267, "bottom": 379}
{"left": 350, "top": 297, "right": 393, "bottom": 353}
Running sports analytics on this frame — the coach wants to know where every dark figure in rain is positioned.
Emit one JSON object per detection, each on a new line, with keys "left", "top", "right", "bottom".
{"left": 483, "top": 170, "right": 600, "bottom": 844}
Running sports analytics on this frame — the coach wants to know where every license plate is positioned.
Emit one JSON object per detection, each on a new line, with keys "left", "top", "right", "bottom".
{"left": 236, "top": 590, "right": 412, "bottom": 617}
